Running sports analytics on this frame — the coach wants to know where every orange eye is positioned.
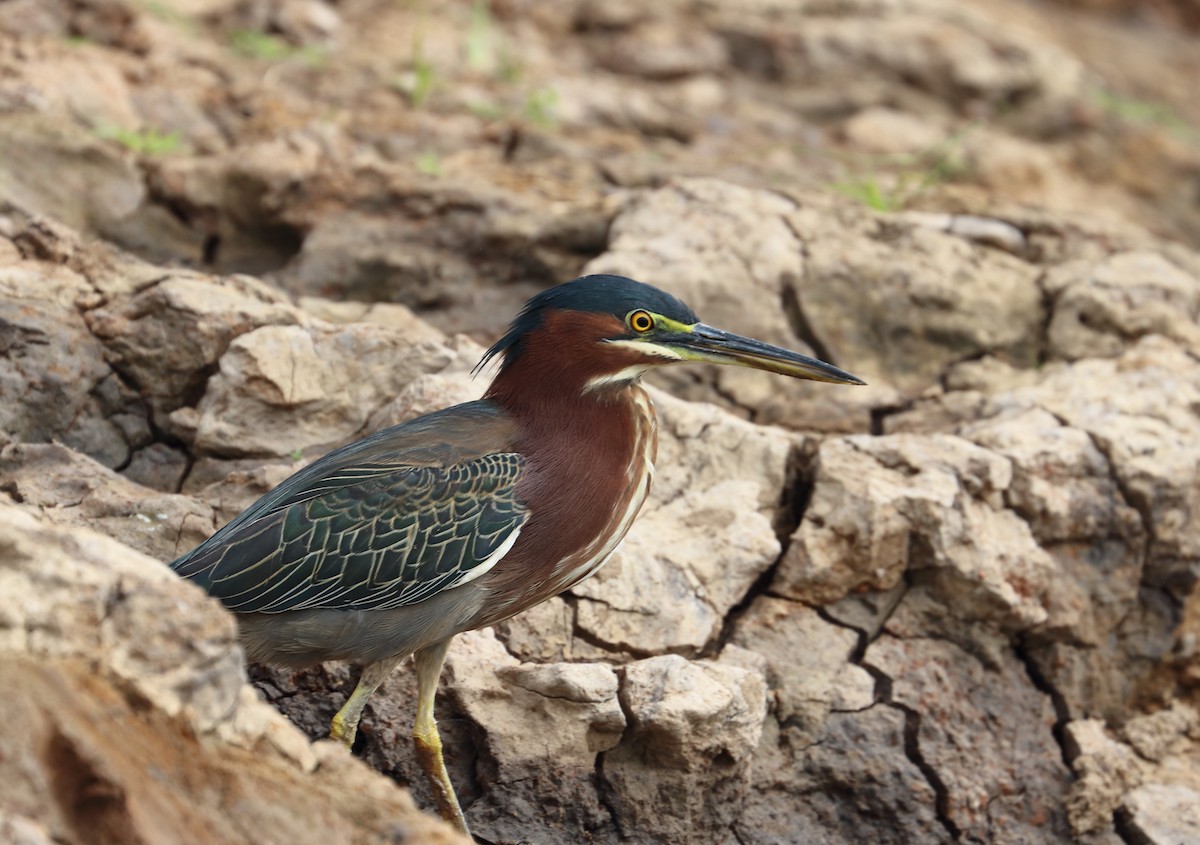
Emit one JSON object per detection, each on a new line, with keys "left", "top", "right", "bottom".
{"left": 629, "top": 310, "right": 654, "bottom": 333}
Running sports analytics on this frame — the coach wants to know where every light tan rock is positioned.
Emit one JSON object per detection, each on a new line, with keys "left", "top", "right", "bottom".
{"left": 710, "top": 0, "right": 1084, "bottom": 106}
{"left": 1120, "top": 702, "right": 1200, "bottom": 763}
{"left": 0, "top": 114, "right": 145, "bottom": 237}
{"left": 445, "top": 630, "right": 625, "bottom": 840}
{"left": 365, "top": 338, "right": 488, "bottom": 432}
{"left": 794, "top": 208, "right": 1044, "bottom": 394}
{"left": 842, "top": 107, "right": 946, "bottom": 154}
{"left": 0, "top": 501, "right": 469, "bottom": 845}
{"left": 965, "top": 407, "right": 1137, "bottom": 546}
{"left": 87, "top": 274, "right": 305, "bottom": 429}
{"left": 0, "top": 812, "right": 54, "bottom": 845}
{"left": 192, "top": 322, "right": 455, "bottom": 457}
{"left": 571, "top": 389, "right": 797, "bottom": 654}
{"left": 1045, "top": 251, "right": 1200, "bottom": 360}
{"left": 777, "top": 433, "right": 1076, "bottom": 633}
{"left": 1064, "top": 719, "right": 1145, "bottom": 836}
{"left": 602, "top": 654, "right": 767, "bottom": 844}
{"left": 1121, "top": 783, "right": 1200, "bottom": 845}
{"left": 965, "top": 407, "right": 1145, "bottom": 644}
{"left": 731, "top": 597, "right": 860, "bottom": 739}
{"left": 963, "top": 130, "right": 1067, "bottom": 205}
{"left": 0, "top": 443, "right": 214, "bottom": 562}
{"left": 994, "top": 337, "right": 1200, "bottom": 597}
{"left": 595, "top": 20, "right": 729, "bottom": 79}
{"left": 297, "top": 295, "right": 447, "bottom": 339}
{"left": 20, "top": 50, "right": 141, "bottom": 129}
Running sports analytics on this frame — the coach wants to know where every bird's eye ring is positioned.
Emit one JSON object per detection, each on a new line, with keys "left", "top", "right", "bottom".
{"left": 628, "top": 310, "right": 654, "bottom": 333}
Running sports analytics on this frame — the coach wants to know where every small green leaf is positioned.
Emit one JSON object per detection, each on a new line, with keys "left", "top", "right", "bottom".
{"left": 416, "top": 152, "right": 442, "bottom": 176}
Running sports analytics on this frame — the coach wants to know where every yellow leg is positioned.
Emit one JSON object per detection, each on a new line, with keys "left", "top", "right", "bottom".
{"left": 412, "top": 639, "right": 470, "bottom": 837}
{"left": 329, "top": 655, "right": 403, "bottom": 747}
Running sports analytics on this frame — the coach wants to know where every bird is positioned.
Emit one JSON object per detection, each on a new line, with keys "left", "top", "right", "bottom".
{"left": 169, "top": 274, "right": 864, "bottom": 836}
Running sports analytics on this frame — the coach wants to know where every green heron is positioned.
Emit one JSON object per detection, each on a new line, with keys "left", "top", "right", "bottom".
{"left": 170, "top": 274, "right": 863, "bottom": 835}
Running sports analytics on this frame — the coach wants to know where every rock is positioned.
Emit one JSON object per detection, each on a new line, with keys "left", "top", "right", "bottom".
{"left": 570, "top": 389, "right": 797, "bottom": 654}
{"left": 794, "top": 208, "right": 1044, "bottom": 395}
{"left": 593, "top": 21, "right": 729, "bottom": 80}
{"left": 364, "top": 337, "right": 487, "bottom": 432}
{"left": 1064, "top": 719, "right": 1144, "bottom": 836}
{"left": 601, "top": 654, "right": 768, "bottom": 845}
{"left": 87, "top": 274, "right": 305, "bottom": 430}
{"left": 17, "top": 47, "right": 142, "bottom": 131}
{"left": 446, "top": 630, "right": 625, "bottom": 842}
{"left": 963, "top": 408, "right": 1146, "bottom": 717}
{"left": 963, "top": 130, "right": 1067, "bottom": 205}
{"left": 191, "top": 322, "right": 456, "bottom": 457}
{"left": 0, "top": 254, "right": 142, "bottom": 468}
{"left": 731, "top": 597, "right": 863, "bottom": 740}
{"left": 737, "top": 709, "right": 949, "bottom": 845}
{"left": 0, "top": 443, "right": 215, "bottom": 562}
{"left": 776, "top": 433, "right": 1072, "bottom": 635}
{"left": 186, "top": 457, "right": 298, "bottom": 525}
{"left": 1120, "top": 783, "right": 1200, "bottom": 845}
{"left": 269, "top": 0, "right": 344, "bottom": 46}
{"left": 367, "top": 370, "right": 484, "bottom": 432}
{"left": 122, "top": 442, "right": 192, "bottom": 492}
{"left": 841, "top": 107, "right": 946, "bottom": 154}
{"left": 1120, "top": 702, "right": 1199, "bottom": 762}
{"left": 868, "top": 634, "right": 1071, "bottom": 842}
{"left": 711, "top": 0, "right": 1084, "bottom": 109}
{"left": 0, "top": 504, "right": 467, "bottom": 845}
{"left": 272, "top": 192, "right": 582, "bottom": 338}
{"left": 964, "top": 407, "right": 1138, "bottom": 548}
{"left": 0, "top": 0, "right": 69, "bottom": 37}
{"left": 492, "top": 597, "right": 582, "bottom": 663}
{"left": 900, "top": 212, "right": 1028, "bottom": 255}
{"left": 0, "top": 113, "right": 146, "bottom": 240}
{"left": 297, "top": 295, "right": 447, "bottom": 338}
{"left": 1045, "top": 251, "right": 1200, "bottom": 361}
{"left": 884, "top": 335, "right": 1200, "bottom": 722}
{"left": 907, "top": 336, "right": 1198, "bottom": 598}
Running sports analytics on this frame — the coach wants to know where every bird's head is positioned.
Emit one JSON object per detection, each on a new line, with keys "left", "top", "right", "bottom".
{"left": 479, "top": 274, "right": 864, "bottom": 399}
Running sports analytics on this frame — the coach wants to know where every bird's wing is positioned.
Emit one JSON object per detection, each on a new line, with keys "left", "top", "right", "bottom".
{"left": 171, "top": 401, "right": 527, "bottom": 613}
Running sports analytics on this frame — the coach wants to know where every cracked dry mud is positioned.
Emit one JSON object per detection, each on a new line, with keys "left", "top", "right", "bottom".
{"left": 2, "top": 0, "right": 1200, "bottom": 843}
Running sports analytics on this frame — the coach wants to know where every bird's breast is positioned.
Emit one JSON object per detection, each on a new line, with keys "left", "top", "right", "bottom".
{"left": 473, "top": 386, "right": 658, "bottom": 626}
{"left": 549, "top": 387, "right": 657, "bottom": 595}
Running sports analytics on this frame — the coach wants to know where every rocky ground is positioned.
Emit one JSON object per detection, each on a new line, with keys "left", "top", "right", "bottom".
{"left": 2, "top": 0, "right": 1199, "bottom": 843}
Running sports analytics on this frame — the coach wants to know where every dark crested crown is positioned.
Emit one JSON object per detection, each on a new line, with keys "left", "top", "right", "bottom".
{"left": 477, "top": 275, "right": 698, "bottom": 373}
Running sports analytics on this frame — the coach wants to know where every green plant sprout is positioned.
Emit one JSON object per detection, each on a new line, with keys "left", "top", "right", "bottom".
{"left": 231, "top": 30, "right": 326, "bottom": 65}
{"left": 133, "top": 0, "right": 200, "bottom": 33}
{"left": 1093, "top": 89, "right": 1195, "bottom": 140}
{"left": 99, "top": 126, "right": 183, "bottom": 156}
{"left": 397, "top": 32, "right": 438, "bottom": 108}
{"left": 834, "top": 124, "right": 973, "bottom": 212}
{"left": 522, "top": 87, "right": 559, "bottom": 128}
{"left": 416, "top": 152, "right": 443, "bottom": 176}
{"left": 465, "top": 0, "right": 494, "bottom": 73}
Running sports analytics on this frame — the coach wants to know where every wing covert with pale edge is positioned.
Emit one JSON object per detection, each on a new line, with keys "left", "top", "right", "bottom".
{"left": 171, "top": 401, "right": 527, "bottom": 613}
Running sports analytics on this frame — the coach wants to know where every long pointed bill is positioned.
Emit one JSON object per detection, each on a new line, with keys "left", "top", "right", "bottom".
{"left": 665, "top": 323, "right": 866, "bottom": 385}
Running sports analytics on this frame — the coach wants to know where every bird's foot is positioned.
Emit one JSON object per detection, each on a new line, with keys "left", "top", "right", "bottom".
{"left": 413, "top": 724, "right": 471, "bottom": 837}
{"left": 328, "top": 711, "right": 359, "bottom": 748}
